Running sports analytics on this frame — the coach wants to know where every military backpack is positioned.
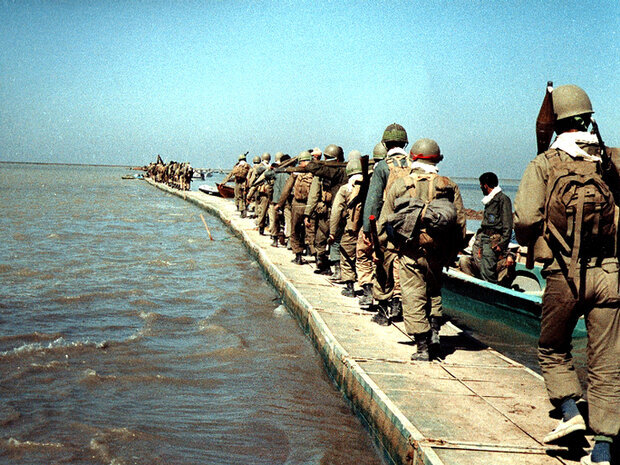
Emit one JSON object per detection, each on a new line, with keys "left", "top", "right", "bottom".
{"left": 543, "top": 150, "right": 618, "bottom": 280}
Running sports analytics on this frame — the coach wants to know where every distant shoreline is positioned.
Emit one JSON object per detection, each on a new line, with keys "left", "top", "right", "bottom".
{"left": 0, "top": 160, "right": 134, "bottom": 168}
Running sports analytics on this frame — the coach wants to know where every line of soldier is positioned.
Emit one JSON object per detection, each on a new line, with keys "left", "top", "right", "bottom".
{"left": 145, "top": 157, "right": 194, "bottom": 191}
{"left": 223, "top": 84, "right": 618, "bottom": 464}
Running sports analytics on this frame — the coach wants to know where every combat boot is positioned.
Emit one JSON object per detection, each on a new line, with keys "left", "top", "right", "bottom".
{"left": 314, "top": 254, "right": 332, "bottom": 275}
{"left": 371, "top": 301, "right": 390, "bottom": 326}
{"left": 240, "top": 209, "right": 247, "bottom": 218}
{"left": 341, "top": 281, "right": 355, "bottom": 297}
{"left": 358, "top": 283, "right": 373, "bottom": 308}
{"left": 330, "top": 262, "right": 342, "bottom": 282}
{"left": 411, "top": 332, "right": 431, "bottom": 361}
{"left": 270, "top": 236, "right": 278, "bottom": 247}
{"left": 389, "top": 298, "right": 402, "bottom": 322}
{"left": 292, "top": 253, "right": 305, "bottom": 265}
{"left": 258, "top": 226, "right": 264, "bottom": 236}
{"left": 430, "top": 316, "right": 442, "bottom": 346}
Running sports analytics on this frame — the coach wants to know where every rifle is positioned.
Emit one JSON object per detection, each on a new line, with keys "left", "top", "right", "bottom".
{"left": 526, "top": 81, "right": 554, "bottom": 268}
{"left": 273, "top": 155, "right": 299, "bottom": 173}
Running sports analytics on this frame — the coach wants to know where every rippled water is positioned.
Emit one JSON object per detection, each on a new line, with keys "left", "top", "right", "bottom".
{"left": 0, "top": 164, "right": 382, "bottom": 465}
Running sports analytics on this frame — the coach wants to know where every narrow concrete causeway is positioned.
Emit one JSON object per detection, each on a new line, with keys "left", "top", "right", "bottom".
{"left": 146, "top": 179, "right": 591, "bottom": 465}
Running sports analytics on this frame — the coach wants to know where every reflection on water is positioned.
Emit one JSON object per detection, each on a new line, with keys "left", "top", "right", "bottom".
{"left": 0, "top": 164, "right": 383, "bottom": 465}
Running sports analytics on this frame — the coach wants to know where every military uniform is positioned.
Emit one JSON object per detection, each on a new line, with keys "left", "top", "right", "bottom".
{"left": 515, "top": 133, "right": 620, "bottom": 441}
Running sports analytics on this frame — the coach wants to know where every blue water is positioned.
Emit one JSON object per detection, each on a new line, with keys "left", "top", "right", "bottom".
{"left": 0, "top": 163, "right": 383, "bottom": 465}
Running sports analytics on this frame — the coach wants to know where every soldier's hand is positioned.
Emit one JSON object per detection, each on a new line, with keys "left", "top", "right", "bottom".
{"left": 304, "top": 217, "right": 310, "bottom": 229}
{"left": 327, "top": 234, "right": 335, "bottom": 245}
{"left": 362, "top": 232, "right": 373, "bottom": 248}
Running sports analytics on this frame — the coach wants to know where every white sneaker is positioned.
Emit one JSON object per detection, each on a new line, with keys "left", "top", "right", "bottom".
{"left": 543, "top": 415, "right": 586, "bottom": 443}
{"left": 581, "top": 453, "right": 610, "bottom": 465}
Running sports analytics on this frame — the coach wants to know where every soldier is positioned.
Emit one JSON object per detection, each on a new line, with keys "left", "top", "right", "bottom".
{"left": 363, "top": 124, "right": 412, "bottom": 324}
{"left": 304, "top": 144, "right": 347, "bottom": 275}
{"left": 378, "top": 138, "right": 466, "bottom": 361}
{"left": 459, "top": 172, "right": 513, "bottom": 283}
{"left": 255, "top": 152, "right": 273, "bottom": 235}
{"left": 267, "top": 152, "right": 290, "bottom": 246}
{"left": 222, "top": 154, "right": 251, "bottom": 216}
{"left": 246, "top": 155, "right": 262, "bottom": 217}
{"left": 357, "top": 142, "right": 387, "bottom": 307}
{"left": 330, "top": 156, "right": 364, "bottom": 297}
{"left": 514, "top": 85, "right": 619, "bottom": 465}
{"left": 277, "top": 151, "right": 314, "bottom": 264}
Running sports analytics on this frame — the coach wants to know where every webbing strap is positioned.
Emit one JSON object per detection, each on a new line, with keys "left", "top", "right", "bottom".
{"left": 568, "top": 187, "right": 586, "bottom": 281}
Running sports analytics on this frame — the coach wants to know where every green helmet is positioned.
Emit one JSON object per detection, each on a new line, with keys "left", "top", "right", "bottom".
{"left": 252, "top": 155, "right": 261, "bottom": 164}
{"left": 381, "top": 123, "right": 408, "bottom": 144}
{"left": 298, "top": 150, "right": 312, "bottom": 162}
{"left": 238, "top": 154, "right": 246, "bottom": 161}
{"left": 274, "top": 151, "right": 284, "bottom": 162}
{"left": 410, "top": 138, "right": 443, "bottom": 163}
{"left": 552, "top": 84, "right": 593, "bottom": 121}
{"left": 323, "top": 144, "right": 344, "bottom": 161}
{"left": 348, "top": 150, "right": 361, "bottom": 161}
{"left": 372, "top": 142, "right": 387, "bottom": 160}
{"left": 346, "top": 159, "right": 363, "bottom": 176}
{"left": 261, "top": 152, "right": 271, "bottom": 162}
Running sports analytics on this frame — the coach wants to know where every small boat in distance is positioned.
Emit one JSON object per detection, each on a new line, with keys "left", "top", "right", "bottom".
{"left": 122, "top": 174, "right": 143, "bottom": 180}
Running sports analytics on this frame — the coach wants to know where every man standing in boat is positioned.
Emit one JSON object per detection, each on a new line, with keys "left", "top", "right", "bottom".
{"left": 459, "top": 172, "right": 513, "bottom": 284}
{"left": 514, "top": 84, "right": 619, "bottom": 465}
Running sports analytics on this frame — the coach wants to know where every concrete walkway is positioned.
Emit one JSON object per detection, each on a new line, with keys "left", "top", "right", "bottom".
{"left": 146, "top": 179, "right": 592, "bottom": 465}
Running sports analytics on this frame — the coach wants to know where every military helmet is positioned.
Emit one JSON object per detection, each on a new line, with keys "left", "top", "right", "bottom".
{"left": 298, "top": 150, "right": 312, "bottom": 162}
{"left": 410, "top": 138, "right": 443, "bottom": 163}
{"left": 372, "top": 142, "right": 387, "bottom": 160}
{"left": 261, "top": 152, "right": 271, "bottom": 162}
{"left": 552, "top": 84, "right": 593, "bottom": 121}
{"left": 238, "top": 153, "right": 246, "bottom": 161}
{"left": 323, "top": 144, "right": 344, "bottom": 160}
{"left": 348, "top": 150, "right": 361, "bottom": 161}
{"left": 381, "top": 123, "right": 408, "bottom": 144}
{"left": 252, "top": 155, "right": 261, "bottom": 164}
{"left": 346, "top": 159, "right": 363, "bottom": 176}
{"left": 274, "top": 151, "right": 284, "bottom": 162}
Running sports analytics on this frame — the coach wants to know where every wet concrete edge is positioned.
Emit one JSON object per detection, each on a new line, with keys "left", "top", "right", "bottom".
{"left": 145, "top": 179, "right": 445, "bottom": 465}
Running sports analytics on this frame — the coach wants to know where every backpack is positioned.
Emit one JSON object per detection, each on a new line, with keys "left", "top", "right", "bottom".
{"left": 386, "top": 173, "right": 458, "bottom": 257}
{"left": 544, "top": 150, "right": 617, "bottom": 280}
{"left": 293, "top": 173, "right": 313, "bottom": 201}
{"left": 383, "top": 155, "right": 412, "bottom": 201}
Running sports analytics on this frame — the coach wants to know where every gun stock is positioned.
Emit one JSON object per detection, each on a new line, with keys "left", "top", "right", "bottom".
{"left": 536, "top": 81, "right": 555, "bottom": 155}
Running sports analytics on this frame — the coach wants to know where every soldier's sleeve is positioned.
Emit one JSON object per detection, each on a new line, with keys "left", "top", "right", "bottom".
{"left": 377, "top": 178, "right": 398, "bottom": 239}
{"left": 277, "top": 174, "right": 296, "bottom": 208}
{"left": 498, "top": 194, "right": 513, "bottom": 251}
{"left": 362, "top": 162, "right": 388, "bottom": 233}
{"left": 304, "top": 177, "right": 321, "bottom": 216}
{"left": 514, "top": 157, "right": 547, "bottom": 246}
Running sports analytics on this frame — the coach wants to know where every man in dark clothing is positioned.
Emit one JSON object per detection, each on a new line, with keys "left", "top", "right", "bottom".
{"left": 459, "top": 172, "right": 513, "bottom": 283}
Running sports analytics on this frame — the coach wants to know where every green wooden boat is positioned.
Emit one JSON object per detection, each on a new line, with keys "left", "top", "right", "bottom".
{"left": 443, "top": 263, "right": 587, "bottom": 338}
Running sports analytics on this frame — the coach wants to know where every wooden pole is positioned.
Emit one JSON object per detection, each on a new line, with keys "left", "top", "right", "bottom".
{"left": 200, "top": 214, "right": 214, "bottom": 241}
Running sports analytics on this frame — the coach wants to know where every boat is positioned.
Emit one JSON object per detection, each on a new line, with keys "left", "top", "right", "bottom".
{"left": 198, "top": 184, "right": 220, "bottom": 196}
{"left": 216, "top": 183, "right": 234, "bottom": 198}
{"left": 122, "top": 174, "right": 143, "bottom": 180}
{"left": 443, "top": 262, "right": 587, "bottom": 338}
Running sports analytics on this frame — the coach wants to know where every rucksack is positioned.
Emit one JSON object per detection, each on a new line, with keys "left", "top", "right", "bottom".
{"left": 293, "top": 173, "right": 313, "bottom": 201}
{"left": 386, "top": 173, "right": 458, "bottom": 256}
{"left": 383, "top": 155, "right": 412, "bottom": 201}
{"left": 544, "top": 150, "right": 617, "bottom": 281}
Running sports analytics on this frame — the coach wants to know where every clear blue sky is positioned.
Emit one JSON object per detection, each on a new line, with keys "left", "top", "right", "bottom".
{"left": 1, "top": 0, "right": 618, "bottom": 178}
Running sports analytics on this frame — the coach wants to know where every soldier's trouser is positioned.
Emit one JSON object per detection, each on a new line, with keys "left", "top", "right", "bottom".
{"left": 356, "top": 230, "right": 374, "bottom": 286}
{"left": 268, "top": 203, "right": 279, "bottom": 237}
{"left": 399, "top": 253, "right": 443, "bottom": 335}
{"left": 305, "top": 216, "right": 317, "bottom": 256}
{"left": 479, "top": 234, "right": 499, "bottom": 283}
{"left": 284, "top": 202, "right": 292, "bottom": 239}
{"left": 257, "top": 194, "right": 270, "bottom": 229}
{"left": 290, "top": 200, "right": 307, "bottom": 255}
{"left": 234, "top": 182, "right": 246, "bottom": 212}
{"left": 315, "top": 212, "right": 330, "bottom": 261}
{"left": 340, "top": 229, "right": 358, "bottom": 282}
{"left": 372, "top": 248, "right": 401, "bottom": 302}
{"left": 539, "top": 261, "right": 620, "bottom": 437}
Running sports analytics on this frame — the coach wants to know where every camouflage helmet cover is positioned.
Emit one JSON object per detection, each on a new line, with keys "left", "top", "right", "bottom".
{"left": 381, "top": 123, "right": 408, "bottom": 144}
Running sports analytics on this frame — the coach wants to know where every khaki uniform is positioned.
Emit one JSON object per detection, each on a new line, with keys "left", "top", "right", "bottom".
{"left": 330, "top": 178, "right": 363, "bottom": 283}
{"left": 280, "top": 172, "right": 314, "bottom": 255}
{"left": 378, "top": 169, "right": 466, "bottom": 335}
{"left": 514, "top": 141, "right": 620, "bottom": 438}
{"left": 223, "top": 162, "right": 250, "bottom": 212}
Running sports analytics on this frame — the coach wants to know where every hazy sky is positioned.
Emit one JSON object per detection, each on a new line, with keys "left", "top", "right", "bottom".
{"left": 1, "top": 0, "right": 618, "bottom": 178}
